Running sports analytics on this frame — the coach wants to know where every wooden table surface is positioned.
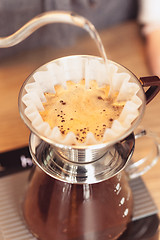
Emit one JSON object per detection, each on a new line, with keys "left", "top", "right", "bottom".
{"left": 0, "top": 20, "right": 160, "bottom": 236}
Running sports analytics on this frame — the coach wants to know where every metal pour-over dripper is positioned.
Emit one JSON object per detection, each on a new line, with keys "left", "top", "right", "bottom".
{"left": 18, "top": 54, "right": 147, "bottom": 184}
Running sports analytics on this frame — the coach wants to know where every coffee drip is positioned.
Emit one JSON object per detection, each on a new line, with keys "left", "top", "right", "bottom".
{"left": 0, "top": 11, "right": 160, "bottom": 240}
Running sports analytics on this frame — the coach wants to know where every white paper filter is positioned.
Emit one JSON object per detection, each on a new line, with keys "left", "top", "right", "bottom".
{"left": 22, "top": 56, "right": 142, "bottom": 145}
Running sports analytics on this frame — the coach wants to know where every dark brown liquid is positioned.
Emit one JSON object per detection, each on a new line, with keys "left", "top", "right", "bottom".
{"left": 23, "top": 167, "right": 133, "bottom": 240}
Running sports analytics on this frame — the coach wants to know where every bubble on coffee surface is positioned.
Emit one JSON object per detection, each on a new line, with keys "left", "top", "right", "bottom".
{"left": 39, "top": 79, "right": 125, "bottom": 143}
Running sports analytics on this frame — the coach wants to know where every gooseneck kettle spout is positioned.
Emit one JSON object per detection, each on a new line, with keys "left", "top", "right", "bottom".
{"left": 0, "top": 11, "right": 107, "bottom": 62}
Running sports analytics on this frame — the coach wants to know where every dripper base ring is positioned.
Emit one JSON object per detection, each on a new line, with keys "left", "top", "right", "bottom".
{"left": 29, "top": 133, "right": 135, "bottom": 184}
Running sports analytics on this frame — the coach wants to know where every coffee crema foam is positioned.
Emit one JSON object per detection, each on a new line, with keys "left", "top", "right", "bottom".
{"left": 40, "top": 80, "right": 125, "bottom": 143}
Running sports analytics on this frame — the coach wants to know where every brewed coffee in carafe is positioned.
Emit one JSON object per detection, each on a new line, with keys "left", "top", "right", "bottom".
{"left": 23, "top": 166, "right": 133, "bottom": 240}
